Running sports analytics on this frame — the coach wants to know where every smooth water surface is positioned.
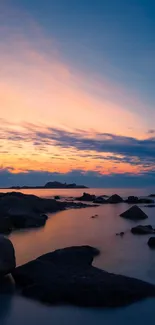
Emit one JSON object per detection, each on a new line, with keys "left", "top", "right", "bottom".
{"left": 1, "top": 188, "right": 155, "bottom": 324}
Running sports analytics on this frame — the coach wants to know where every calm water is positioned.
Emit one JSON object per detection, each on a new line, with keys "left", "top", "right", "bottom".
{"left": 1, "top": 188, "right": 155, "bottom": 324}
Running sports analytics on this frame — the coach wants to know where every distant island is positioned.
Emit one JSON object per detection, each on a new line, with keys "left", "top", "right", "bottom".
{"left": 9, "top": 181, "right": 88, "bottom": 189}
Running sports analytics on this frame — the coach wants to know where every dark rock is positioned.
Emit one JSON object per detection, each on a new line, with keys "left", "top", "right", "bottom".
{"left": 54, "top": 196, "right": 60, "bottom": 200}
{"left": 12, "top": 245, "right": 155, "bottom": 307}
{"left": 125, "top": 196, "right": 139, "bottom": 204}
{"left": 148, "top": 237, "right": 155, "bottom": 248}
{"left": 131, "top": 225, "right": 155, "bottom": 235}
{"left": 77, "top": 192, "right": 96, "bottom": 202}
{"left": 144, "top": 205, "right": 155, "bottom": 208}
{"left": 138, "top": 198, "right": 154, "bottom": 204}
{"left": 149, "top": 194, "right": 155, "bottom": 197}
{"left": 0, "top": 236, "right": 16, "bottom": 277}
{"left": 0, "top": 192, "right": 94, "bottom": 232}
{"left": 93, "top": 197, "right": 106, "bottom": 204}
{"left": 125, "top": 197, "right": 153, "bottom": 204}
{"left": 0, "top": 217, "right": 12, "bottom": 234}
{"left": 120, "top": 205, "right": 148, "bottom": 220}
{"left": 116, "top": 232, "right": 124, "bottom": 236}
{"left": 107, "top": 194, "right": 123, "bottom": 204}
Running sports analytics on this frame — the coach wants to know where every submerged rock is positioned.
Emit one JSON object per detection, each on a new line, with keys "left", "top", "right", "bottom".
{"left": 0, "top": 236, "right": 16, "bottom": 277}
{"left": 131, "top": 225, "right": 155, "bottom": 235}
{"left": 120, "top": 205, "right": 148, "bottom": 220}
{"left": 116, "top": 232, "right": 125, "bottom": 236}
{"left": 107, "top": 194, "right": 123, "bottom": 204}
{"left": 77, "top": 192, "right": 96, "bottom": 202}
{"left": 12, "top": 246, "right": 155, "bottom": 308}
{"left": 148, "top": 237, "right": 155, "bottom": 248}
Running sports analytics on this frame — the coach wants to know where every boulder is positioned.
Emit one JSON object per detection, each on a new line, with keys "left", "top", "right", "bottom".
{"left": 0, "top": 217, "right": 12, "bottom": 234}
{"left": 144, "top": 205, "right": 155, "bottom": 208}
{"left": 149, "top": 194, "right": 155, "bottom": 197}
{"left": 107, "top": 194, "right": 123, "bottom": 203}
{"left": 138, "top": 198, "right": 154, "bottom": 204}
{"left": 131, "top": 225, "right": 155, "bottom": 235}
{"left": 12, "top": 245, "right": 155, "bottom": 307}
{"left": 148, "top": 237, "right": 155, "bottom": 248}
{"left": 120, "top": 205, "right": 148, "bottom": 220}
{"left": 0, "top": 236, "right": 16, "bottom": 276}
{"left": 125, "top": 196, "right": 139, "bottom": 204}
{"left": 77, "top": 193, "right": 96, "bottom": 201}
{"left": 54, "top": 196, "right": 60, "bottom": 200}
{"left": 93, "top": 197, "right": 106, "bottom": 204}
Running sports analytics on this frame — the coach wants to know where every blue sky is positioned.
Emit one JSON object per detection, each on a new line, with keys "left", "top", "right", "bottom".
{"left": 0, "top": 0, "right": 155, "bottom": 187}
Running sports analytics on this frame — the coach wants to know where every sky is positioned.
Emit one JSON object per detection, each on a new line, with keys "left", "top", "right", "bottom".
{"left": 0, "top": 0, "right": 155, "bottom": 187}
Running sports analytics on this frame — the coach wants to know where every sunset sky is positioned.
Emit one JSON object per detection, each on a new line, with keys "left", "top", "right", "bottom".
{"left": 0, "top": 0, "right": 155, "bottom": 187}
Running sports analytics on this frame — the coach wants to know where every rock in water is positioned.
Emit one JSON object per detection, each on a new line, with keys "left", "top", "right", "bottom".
{"left": 131, "top": 225, "right": 154, "bottom": 235}
{"left": 93, "top": 197, "right": 106, "bottom": 204}
{"left": 126, "top": 196, "right": 139, "bottom": 203}
{"left": 77, "top": 193, "right": 96, "bottom": 201}
{"left": 120, "top": 205, "right": 148, "bottom": 220}
{"left": 148, "top": 237, "right": 155, "bottom": 248}
{"left": 0, "top": 236, "right": 16, "bottom": 276}
{"left": 12, "top": 245, "right": 155, "bottom": 307}
{"left": 107, "top": 194, "right": 123, "bottom": 203}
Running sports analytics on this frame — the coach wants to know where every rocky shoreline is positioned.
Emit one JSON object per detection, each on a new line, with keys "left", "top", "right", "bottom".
{"left": 0, "top": 192, "right": 96, "bottom": 234}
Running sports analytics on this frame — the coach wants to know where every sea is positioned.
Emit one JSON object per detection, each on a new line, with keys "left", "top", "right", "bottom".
{"left": 1, "top": 187, "right": 155, "bottom": 325}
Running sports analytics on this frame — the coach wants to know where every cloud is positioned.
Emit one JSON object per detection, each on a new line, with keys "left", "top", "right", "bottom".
{"left": 1, "top": 122, "right": 155, "bottom": 174}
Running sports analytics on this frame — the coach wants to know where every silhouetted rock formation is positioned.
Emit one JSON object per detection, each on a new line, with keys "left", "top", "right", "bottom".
{"left": 148, "top": 237, "right": 155, "bottom": 248}
{"left": 0, "top": 192, "right": 95, "bottom": 233}
{"left": 0, "top": 236, "right": 16, "bottom": 277}
{"left": 120, "top": 205, "right": 148, "bottom": 220}
{"left": 12, "top": 246, "right": 155, "bottom": 307}
{"left": 93, "top": 196, "right": 106, "bottom": 204}
{"left": 77, "top": 192, "right": 96, "bottom": 201}
{"left": 149, "top": 194, "right": 155, "bottom": 197}
{"left": 107, "top": 194, "right": 123, "bottom": 203}
{"left": 125, "top": 196, "right": 153, "bottom": 204}
{"left": 9, "top": 182, "right": 88, "bottom": 189}
{"left": 125, "top": 196, "right": 139, "bottom": 203}
{"left": 131, "top": 225, "right": 155, "bottom": 235}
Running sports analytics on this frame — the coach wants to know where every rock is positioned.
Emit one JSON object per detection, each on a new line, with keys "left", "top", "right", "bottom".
{"left": 107, "top": 194, "right": 123, "bottom": 204}
{"left": 148, "top": 237, "right": 155, "bottom": 248}
{"left": 120, "top": 205, "right": 148, "bottom": 220}
{"left": 125, "top": 197, "right": 153, "bottom": 204}
{"left": 125, "top": 196, "right": 139, "bottom": 204}
{"left": 93, "top": 197, "right": 106, "bottom": 204}
{"left": 131, "top": 225, "right": 155, "bottom": 235}
{"left": 54, "top": 196, "right": 60, "bottom": 200}
{"left": 0, "top": 192, "right": 95, "bottom": 232}
{"left": 77, "top": 192, "right": 96, "bottom": 202}
{"left": 149, "top": 194, "right": 155, "bottom": 197}
{"left": 144, "top": 205, "right": 155, "bottom": 208}
{"left": 116, "top": 232, "right": 124, "bottom": 236}
{"left": 138, "top": 198, "right": 154, "bottom": 204}
{"left": 0, "top": 236, "right": 16, "bottom": 276}
{"left": 0, "top": 217, "right": 12, "bottom": 234}
{"left": 10, "top": 212, "right": 48, "bottom": 229}
{"left": 12, "top": 245, "right": 155, "bottom": 307}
